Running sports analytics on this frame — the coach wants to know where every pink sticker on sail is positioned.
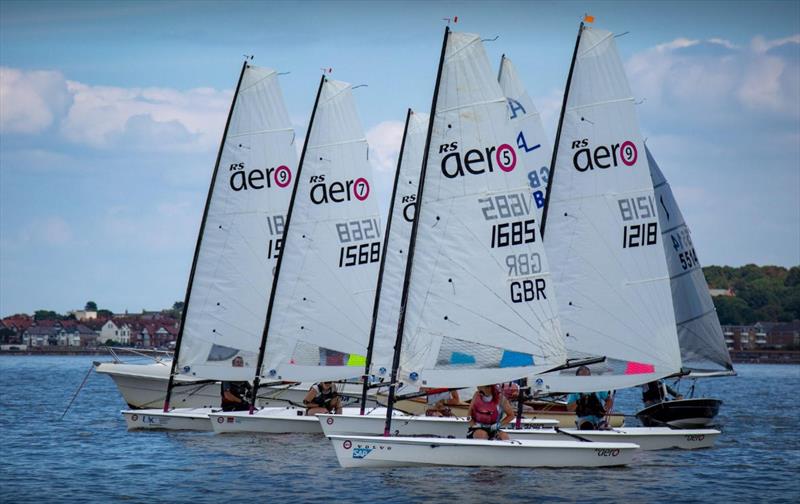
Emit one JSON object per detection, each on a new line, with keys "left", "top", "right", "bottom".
{"left": 624, "top": 361, "right": 655, "bottom": 374}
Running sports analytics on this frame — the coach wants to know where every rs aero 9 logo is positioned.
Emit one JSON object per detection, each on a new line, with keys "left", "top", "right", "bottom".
{"left": 439, "top": 141, "right": 517, "bottom": 179}
{"left": 571, "top": 138, "right": 638, "bottom": 172}
{"left": 309, "top": 175, "right": 370, "bottom": 204}
{"left": 229, "top": 163, "right": 292, "bottom": 191}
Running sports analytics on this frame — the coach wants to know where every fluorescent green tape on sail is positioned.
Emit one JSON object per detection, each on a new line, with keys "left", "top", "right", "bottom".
{"left": 347, "top": 354, "right": 366, "bottom": 366}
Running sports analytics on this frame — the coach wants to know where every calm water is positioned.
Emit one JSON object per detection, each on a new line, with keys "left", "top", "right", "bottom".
{"left": 1, "top": 356, "right": 798, "bottom": 503}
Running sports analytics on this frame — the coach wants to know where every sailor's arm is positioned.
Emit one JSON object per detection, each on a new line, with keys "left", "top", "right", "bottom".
{"left": 499, "top": 397, "right": 515, "bottom": 426}
{"left": 302, "top": 388, "right": 317, "bottom": 406}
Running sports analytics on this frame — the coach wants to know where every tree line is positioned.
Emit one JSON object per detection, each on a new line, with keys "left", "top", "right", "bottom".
{"left": 706, "top": 265, "right": 800, "bottom": 325}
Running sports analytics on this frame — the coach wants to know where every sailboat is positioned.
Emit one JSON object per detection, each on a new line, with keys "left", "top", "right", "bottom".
{"left": 209, "top": 75, "right": 391, "bottom": 434}
{"left": 321, "top": 57, "right": 591, "bottom": 438}
{"left": 122, "top": 61, "right": 300, "bottom": 430}
{"left": 321, "top": 107, "right": 559, "bottom": 437}
{"left": 633, "top": 145, "right": 735, "bottom": 428}
{"left": 502, "top": 20, "right": 720, "bottom": 450}
{"left": 327, "top": 27, "right": 638, "bottom": 468}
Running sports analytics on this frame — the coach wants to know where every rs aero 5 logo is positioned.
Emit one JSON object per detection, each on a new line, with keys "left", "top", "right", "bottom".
{"left": 439, "top": 141, "right": 517, "bottom": 178}
{"left": 571, "top": 138, "right": 638, "bottom": 172}
{"left": 229, "top": 163, "right": 292, "bottom": 191}
{"left": 309, "top": 175, "right": 370, "bottom": 204}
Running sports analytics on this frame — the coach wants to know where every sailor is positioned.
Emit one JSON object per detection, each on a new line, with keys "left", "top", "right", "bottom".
{"left": 220, "top": 381, "right": 253, "bottom": 412}
{"left": 641, "top": 380, "right": 683, "bottom": 407}
{"left": 303, "top": 381, "right": 342, "bottom": 415}
{"left": 422, "top": 387, "right": 460, "bottom": 417}
{"left": 566, "top": 366, "right": 614, "bottom": 430}
{"left": 467, "top": 384, "right": 515, "bottom": 440}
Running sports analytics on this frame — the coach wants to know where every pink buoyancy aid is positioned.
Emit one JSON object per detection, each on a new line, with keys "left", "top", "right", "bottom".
{"left": 471, "top": 391, "right": 501, "bottom": 425}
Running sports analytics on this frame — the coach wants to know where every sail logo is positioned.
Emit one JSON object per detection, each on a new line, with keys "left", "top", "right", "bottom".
{"left": 309, "top": 174, "right": 371, "bottom": 204}
{"left": 439, "top": 141, "right": 517, "bottom": 179}
{"left": 571, "top": 139, "right": 638, "bottom": 172}
{"left": 229, "top": 163, "right": 292, "bottom": 191}
{"left": 401, "top": 194, "right": 416, "bottom": 223}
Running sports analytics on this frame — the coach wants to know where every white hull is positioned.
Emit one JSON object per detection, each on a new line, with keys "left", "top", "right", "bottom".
{"left": 97, "top": 362, "right": 220, "bottom": 409}
{"left": 328, "top": 435, "right": 638, "bottom": 468}
{"left": 209, "top": 407, "right": 389, "bottom": 434}
{"left": 122, "top": 407, "right": 214, "bottom": 431}
{"left": 319, "top": 413, "right": 557, "bottom": 437}
{"left": 210, "top": 407, "right": 323, "bottom": 434}
{"left": 506, "top": 427, "right": 720, "bottom": 450}
{"left": 96, "top": 361, "right": 376, "bottom": 410}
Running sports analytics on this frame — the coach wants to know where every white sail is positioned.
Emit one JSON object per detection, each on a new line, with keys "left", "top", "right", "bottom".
{"left": 369, "top": 110, "right": 428, "bottom": 378}
{"left": 498, "top": 56, "right": 553, "bottom": 222}
{"left": 398, "top": 31, "right": 566, "bottom": 388}
{"left": 539, "top": 26, "right": 681, "bottom": 393}
{"left": 177, "top": 65, "right": 296, "bottom": 382}
{"left": 647, "top": 146, "right": 734, "bottom": 376}
{"left": 262, "top": 78, "right": 382, "bottom": 382}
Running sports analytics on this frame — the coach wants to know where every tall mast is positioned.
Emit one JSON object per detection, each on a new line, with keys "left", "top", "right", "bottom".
{"left": 383, "top": 27, "right": 449, "bottom": 436}
{"left": 359, "top": 108, "right": 413, "bottom": 415}
{"left": 248, "top": 74, "right": 327, "bottom": 412}
{"left": 539, "top": 22, "right": 584, "bottom": 239}
{"left": 163, "top": 60, "right": 248, "bottom": 412}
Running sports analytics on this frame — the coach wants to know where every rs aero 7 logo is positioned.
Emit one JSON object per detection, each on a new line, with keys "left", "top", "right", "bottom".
{"left": 571, "top": 138, "right": 638, "bottom": 172}
{"left": 229, "top": 163, "right": 292, "bottom": 191}
{"left": 439, "top": 141, "right": 517, "bottom": 179}
{"left": 309, "top": 175, "right": 370, "bottom": 204}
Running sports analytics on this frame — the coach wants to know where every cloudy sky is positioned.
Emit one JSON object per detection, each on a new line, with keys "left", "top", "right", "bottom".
{"left": 1, "top": 0, "right": 798, "bottom": 316}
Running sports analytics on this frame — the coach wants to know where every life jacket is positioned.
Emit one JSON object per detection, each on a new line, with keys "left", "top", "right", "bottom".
{"left": 471, "top": 390, "right": 501, "bottom": 425}
{"left": 575, "top": 392, "right": 606, "bottom": 418}
{"left": 221, "top": 381, "right": 251, "bottom": 410}
{"left": 502, "top": 382, "right": 519, "bottom": 400}
{"left": 642, "top": 381, "right": 665, "bottom": 405}
{"left": 310, "top": 384, "right": 337, "bottom": 409}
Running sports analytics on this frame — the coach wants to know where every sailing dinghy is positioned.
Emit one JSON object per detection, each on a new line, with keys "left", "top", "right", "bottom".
{"left": 123, "top": 62, "right": 298, "bottom": 430}
{"left": 329, "top": 28, "right": 638, "bottom": 468}
{"left": 211, "top": 76, "right": 384, "bottom": 434}
{"left": 525, "top": 21, "right": 721, "bottom": 448}
{"left": 634, "top": 146, "right": 734, "bottom": 428}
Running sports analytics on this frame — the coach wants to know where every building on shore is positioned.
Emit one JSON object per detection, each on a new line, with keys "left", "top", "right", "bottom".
{"left": 723, "top": 320, "right": 800, "bottom": 351}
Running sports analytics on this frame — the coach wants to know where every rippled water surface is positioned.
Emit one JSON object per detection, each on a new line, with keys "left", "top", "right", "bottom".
{"left": 1, "top": 356, "right": 798, "bottom": 503}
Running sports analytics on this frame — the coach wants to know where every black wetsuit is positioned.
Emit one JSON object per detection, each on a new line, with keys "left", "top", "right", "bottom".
{"left": 221, "top": 381, "right": 251, "bottom": 411}
{"left": 307, "top": 384, "right": 338, "bottom": 412}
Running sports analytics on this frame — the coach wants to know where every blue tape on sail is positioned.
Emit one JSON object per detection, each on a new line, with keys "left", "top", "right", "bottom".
{"left": 499, "top": 350, "right": 534, "bottom": 367}
{"left": 450, "top": 352, "right": 476, "bottom": 365}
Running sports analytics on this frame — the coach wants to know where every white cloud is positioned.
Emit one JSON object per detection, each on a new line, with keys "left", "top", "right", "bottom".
{"left": 0, "top": 66, "right": 232, "bottom": 152}
{"left": 0, "top": 67, "right": 72, "bottom": 134}
{"left": 627, "top": 34, "right": 800, "bottom": 120}
{"left": 61, "top": 81, "right": 230, "bottom": 151}
{"left": 366, "top": 120, "right": 405, "bottom": 173}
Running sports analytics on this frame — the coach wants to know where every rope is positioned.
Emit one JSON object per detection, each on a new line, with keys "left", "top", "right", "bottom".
{"left": 60, "top": 363, "right": 94, "bottom": 420}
